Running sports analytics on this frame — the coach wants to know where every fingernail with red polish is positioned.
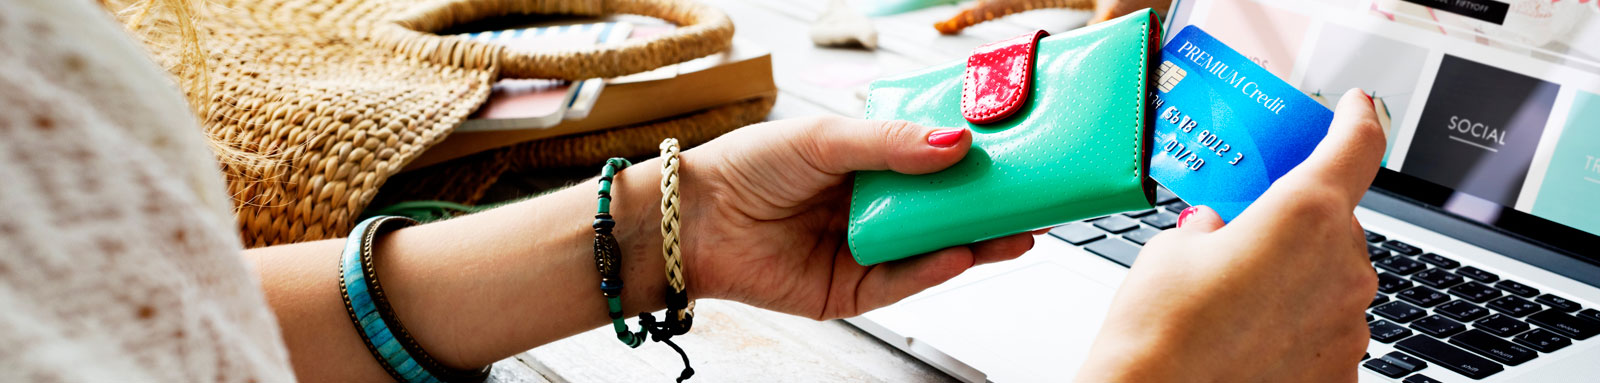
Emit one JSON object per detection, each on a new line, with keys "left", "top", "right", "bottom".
{"left": 1177, "top": 206, "right": 1199, "bottom": 228}
{"left": 1363, "top": 92, "right": 1374, "bottom": 106}
{"left": 927, "top": 128, "right": 965, "bottom": 148}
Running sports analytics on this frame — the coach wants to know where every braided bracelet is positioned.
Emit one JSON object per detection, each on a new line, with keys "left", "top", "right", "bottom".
{"left": 340, "top": 216, "right": 491, "bottom": 383}
{"left": 659, "top": 138, "right": 694, "bottom": 335}
{"left": 593, "top": 158, "right": 649, "bottom": 347}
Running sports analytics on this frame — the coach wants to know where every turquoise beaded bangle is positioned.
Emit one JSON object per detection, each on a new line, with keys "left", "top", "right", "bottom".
{"left": 340, "top": 216, "right": 490, "bottom": 383}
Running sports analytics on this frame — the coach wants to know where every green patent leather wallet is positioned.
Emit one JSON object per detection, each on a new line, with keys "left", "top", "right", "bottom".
{"left": 848, "top": 10, "right": 1160, "bottom": 265}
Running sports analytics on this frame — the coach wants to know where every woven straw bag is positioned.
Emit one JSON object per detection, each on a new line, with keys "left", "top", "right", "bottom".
{"left": 151, "top": 0, "right": 773, "bottom": 247}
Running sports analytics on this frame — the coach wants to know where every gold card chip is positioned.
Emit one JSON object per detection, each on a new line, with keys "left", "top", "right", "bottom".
{"left": 1158, "top": 60, "right": 1186, "bottom": 92}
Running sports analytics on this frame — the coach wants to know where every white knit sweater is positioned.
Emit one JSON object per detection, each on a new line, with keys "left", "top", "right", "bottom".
{"left": 0, "top": 0, "right": 294, "bottom": 381}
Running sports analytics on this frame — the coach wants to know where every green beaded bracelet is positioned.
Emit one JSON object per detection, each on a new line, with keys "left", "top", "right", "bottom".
{"left": 590, "top": 156, "right": 696, "bottom": 382}
{"left": 593, "top": 157, "right": 648, "bottom": 347}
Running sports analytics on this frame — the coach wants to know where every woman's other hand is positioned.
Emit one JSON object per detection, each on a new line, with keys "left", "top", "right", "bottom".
{"left": 673, "top": 117, "right": 1035, "bottom": 319}
{"left": 1077, "top": 89, "right": 1387, "bottom": 382}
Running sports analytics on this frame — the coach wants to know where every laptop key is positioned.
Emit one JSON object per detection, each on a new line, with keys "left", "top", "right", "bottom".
{"left": 1382, "top": 240, "right": 1423, "bottom": 256}
{"left": 1154, "top": 187, "right": 1179, "bottom": 205}
{"left": 1436, "top": 300, "right": 1489, "bottom": 322}
{"left": 1417, "top": 253, "right": 1459, "bottom": 269}
{"left": 1361, "top": 359, "right": 1409, "bottom": 378}
{"left": 1367, "top": 313, "right": 1374, "bottom": 323}
{"left": 1140, "top": 211, "right": 1179, "bottom": 230}
{"left": 1377, "top": 256, "right": 1426, "bottom": 275}
{"left": 1411, "top": 315, "right": 1466, "bottom": 338}
{"left": 1534, "top": 294, "right": 1581, "bottom": 312}
{"left": 1395, "top": 335, "right": 1504, "bottom": 379}
{"left": 1364, "top": 230, "right": 1386, "bottom": 243}
{"left": 1120, "top": 226, "right": 1161, "bottom": 245}
{"left": 1371, "top": 293, "right": 1390, "bottom": 308}
{"left": 1475, "top": 314, "right": 1530, "bottom": 337}
{"left": 1579, "top": 308, "right": 1600, "bottom": 323}
{"left": 1163, "top": 200, "right": 1190, "bottom": 213}
{"left": 1411, "top": 268, "right": 1464, "bottom": 289}
{"left": 1402, "top": 374, "right": 1442, "bottom": 383}
{"left": 1370, "top": 319, "right": 1413, "bottom": 343}
{"left": 1512, "top": 328, "right": 1571, "bottom": 353}
{"left": 1448, "top": 281, "right": 1503, "bottom": 304}
{"left": 1084, "top": 238, "right": 1141, "bottom": 268}
{"left": 1450, "top": 329, "right": 1537, "bottom": 365}
{"left": 1367, "top": 245, "right": 1391, "bottom": 261}
{"left": 1397, "top": 286, "right": 1451, "bottom": 308}
{"left": 1456, "top": 266, "right": 1499, "bottom": 283}
{"left": 1494, "top": 279, "right": 1540, "bottom": 298}
{"left": 1374, "top": 301, "right": 1427, "bottom": 323}
{"left": 1122, "top": 208, "right": 1157, "bottom": 218}
{"left": 1378, "top": 273, "right": 1414, "bottom": 294}
{"left": 1091, "top": 215, "right": 1140, "bottom": 234}
{"left": 1382, "top": 352, "right": 1428, "bottom": 374}
{"left": 1487, "top": 296, "right": 1542, "bottom": 317}
{"left": 1526, "top": 310, "right": 1599, "bottom": 340}
{"left": 1048, "top": 223, "right": 1105, "bottom": 245}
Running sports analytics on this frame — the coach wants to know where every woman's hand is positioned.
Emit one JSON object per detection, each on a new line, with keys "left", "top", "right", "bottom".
{"left": 1076, "top": 89, "right": 1387, "bottom": 382}
{"left": 250, "top": 116, "right": 1034, "bottom": 380}
{"left": 671, "top": 117, "right": 1036, "bottom": 319}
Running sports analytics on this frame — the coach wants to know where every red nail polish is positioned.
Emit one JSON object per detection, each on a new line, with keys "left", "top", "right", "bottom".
{"left": 1362, "top": 92, "right": 1374, "bottom": 105}
{"left": 1177, "top": 206, "right": 1199, "bottom": 228}
{"left": 927, "top": 129, "right": 965, "bottom": 148}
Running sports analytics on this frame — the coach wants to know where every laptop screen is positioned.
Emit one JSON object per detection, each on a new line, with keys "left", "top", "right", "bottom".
{"left": 1162, "top": 0, "right": 1600, "bottom": 261}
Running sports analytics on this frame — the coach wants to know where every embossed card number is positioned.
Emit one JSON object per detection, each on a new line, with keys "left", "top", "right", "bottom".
{"left": 1156, "top": 102, "right": 1243, "bottom": 171}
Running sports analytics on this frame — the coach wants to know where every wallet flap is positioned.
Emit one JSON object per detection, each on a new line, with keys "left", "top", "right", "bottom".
{"left": 849, "top": 10, "right": 1160, "bottom": 265}
{"left": 962, "top": 30, "right": 1049, "bottom": 124}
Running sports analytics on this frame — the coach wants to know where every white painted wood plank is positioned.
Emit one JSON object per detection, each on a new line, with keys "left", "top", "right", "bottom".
{"left": 523, "top": 300, "right": 952, "bottom": 382}
{"left": 748, "top": 1, "right": 1017, "bottom": 64}
{"left": 726, "top": 0, "right": 1093, "bottom": 121}
{"left": 710, "top": 302, "right": 954, "bottom": 382}
{"left": 487, "top": 357, "right": 554, "bottom": 383}
{"left": 767, "top": 91, "right": 841, "bottom": 121}
{"left": 703, "top": 0, "right": 928, "bottom": 117}
{"left": 753, "top": 1, "right": 1089, "bottom": 62}
{"left": 995, "top": 8, "right": 1094, "bottom": 32}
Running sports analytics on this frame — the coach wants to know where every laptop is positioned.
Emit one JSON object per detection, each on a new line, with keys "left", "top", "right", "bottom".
{"left": 846, "top": 0, "right": 1600, "bottom": 381}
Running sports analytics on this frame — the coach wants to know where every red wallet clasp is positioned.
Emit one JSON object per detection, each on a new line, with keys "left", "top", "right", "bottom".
{"left": 962, "top": 29, "right": 1049, "bottom": 125}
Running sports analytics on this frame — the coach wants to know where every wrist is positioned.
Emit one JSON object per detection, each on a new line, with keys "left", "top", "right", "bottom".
{"left": 1076, "top": 322, "right": 1193, "bottom": 382}
{"left": 608, "top": 158, "right": 673, "bottom": 313}
{"left": 621, "top": 151, "right": 725, "bottom": 302}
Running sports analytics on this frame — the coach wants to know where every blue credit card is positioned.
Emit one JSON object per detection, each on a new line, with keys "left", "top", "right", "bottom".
{"left": 1149, "top": 26, "right": 1334, "bottom": 222}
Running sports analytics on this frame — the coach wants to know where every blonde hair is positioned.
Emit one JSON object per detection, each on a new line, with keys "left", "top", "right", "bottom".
{"left": 105, "top": 0, "right": 207, "bottom": 108}
{"left": 104, "top": 0, "right": 277, "bottom": 198}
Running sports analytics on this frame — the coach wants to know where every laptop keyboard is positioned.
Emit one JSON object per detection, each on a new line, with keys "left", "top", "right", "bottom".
{"left": 1048, "top": 185, "right": 1600, "bottom": 381}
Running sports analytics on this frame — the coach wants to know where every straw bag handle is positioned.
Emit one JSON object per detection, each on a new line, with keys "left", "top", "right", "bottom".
{"left": 376, "top": 0, "right": 734, "bottom": 81}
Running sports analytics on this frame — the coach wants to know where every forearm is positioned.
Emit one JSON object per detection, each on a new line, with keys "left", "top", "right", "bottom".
{"left": 245, "top": 158, "right": 671, "bottom": 382}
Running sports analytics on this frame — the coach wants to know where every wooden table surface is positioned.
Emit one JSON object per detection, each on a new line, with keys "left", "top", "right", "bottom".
{"left": 488, "top": 2, "right": 1095, "bottom": 381}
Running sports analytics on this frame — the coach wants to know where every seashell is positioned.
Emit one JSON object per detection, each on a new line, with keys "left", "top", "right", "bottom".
{"left": 811, "top": 0, "right": 880, "bottom": 49}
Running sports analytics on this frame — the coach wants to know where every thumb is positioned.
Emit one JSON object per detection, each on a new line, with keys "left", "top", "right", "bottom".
{"left": 1259, "top": 88, "right": 1387, "bottom": 211}
{"left": 792, "top": 117, "right": 971, "bottom": 175}
{"left": 1175, "top": 205, "right": 1224, "bottom": 233}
